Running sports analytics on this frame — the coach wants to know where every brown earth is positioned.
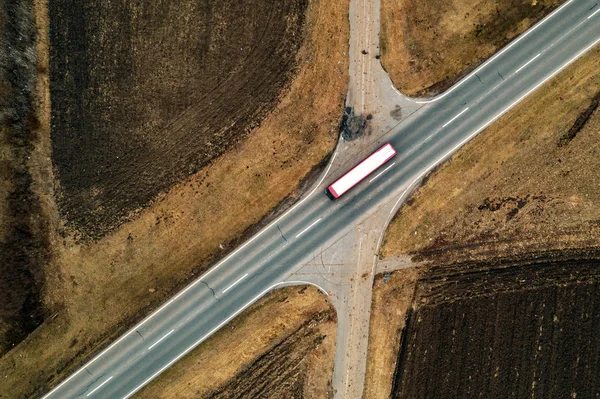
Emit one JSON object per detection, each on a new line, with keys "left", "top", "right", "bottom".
{"left": 363, "top": 267, "right": 422, "bottom": 399}
{"left": 50, "top": 0, "right": 309, "bottom": 239}
{"left": 0, "top": 0, "right": 349, "bottom": 397}
{"left": 137, "top": 286, "right": 336, "bottom": 399}
{"left": 383, "top": 44, "right": 600, "bottom": 262}
{"left": 392, "top": 252, "right": 600, "bottom": 399}
{"left": 380, "top": 0, "right": 565, "bottom": 97}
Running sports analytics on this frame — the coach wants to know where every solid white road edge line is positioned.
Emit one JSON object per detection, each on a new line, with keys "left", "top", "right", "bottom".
{"left": 121, "top": 281, "right": 328, "bottom": 399}
{"left": 86, "top": 376, "right": 113, "bottom": 397}
{"left": 514, "top": 53, "right": 541, "bottom": 74}
{"left": 122, "top": 36, "right": 600, "bottom": 398}
{"left": 442, "top": 107, "right": 469, "bottom": 128}
{"left": 295, "top": 218, "right": 323, "bottom": 238}
{"left": 588, "top": 7, "right": 600, "bottom": 19}
{"left": 369, "top": 162, "right": 396, "bottom": 183}
{"left": 147, "top": 329, "right": 175, "bottom": 351}
{"left": 413, "top": 0, "right": 575, "bottom": 104}
{"left": 40, "top": 152, "right": 340, "bottom": 399}
{"left": 42, "top": 17, "right": 599, "bottom": 399}
{"left": 389, "top": 36, "right": 600, "bottom": 220}
{"left": 222, "top": 273, "right": 249, "bottom": 294}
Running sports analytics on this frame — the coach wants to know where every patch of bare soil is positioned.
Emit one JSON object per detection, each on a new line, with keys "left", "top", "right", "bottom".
{"left": 383, "top": 45, "right": 600, "bottom": 262}
{"left": 380, "top": 0, "right": 564, "bottom": 97}
{"left": 50, "top": 0, "right": 309, "bottom": 239}
{"left": 136, "top": 286, "right": 336, "bottom": 399}
{"left": 392, "top": 251, "right": 600, "bottom": 398}
{"left": 0, "top": 0, "right": 348, "bottom": 397}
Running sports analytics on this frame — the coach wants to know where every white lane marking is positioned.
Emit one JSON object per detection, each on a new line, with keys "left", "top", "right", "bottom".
{"left": 442, "top": 107, "right": 469, "bottom": 128}
{"left": 514, "top": 53, "right": 541, "bottom": 74}
{"left": 588, "top": 7, "right": 600, "bottom": 19}
{"left": 471, "top": 16, "right": 589, "bottom": 107}
{"left": 122, "top": 281, "right": 329, "bottom": 399}
{"left": 222, "top": 273, "right": 249, "bottom": 294}
{"left": 147, "top": 329, "right": 174, "bottom": 351}
{"left": 86, "top": 376, "right": 113, "bottom": 397}
{"left": 125, "top": 38, "right": 600, "bottom": 398}
{"left": 295, "top": 218, "right": 322, "bottom": 238}
{"left": 389, "top": 36, "right": 600, "bottom": 219}
{"left": 414, "top": 0, "right": 575, "bottom": 104}
{"left": 40, "top": 152, "right": 341, "bottom": 399}
{"left": 369, "top": 162, "right": 396, "bottom": 183}
{"left": 41, "top": 8, "right": 597, "bottom": 399}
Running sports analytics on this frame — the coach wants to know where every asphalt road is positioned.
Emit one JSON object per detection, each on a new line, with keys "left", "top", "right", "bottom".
{"left": 42, "top": 1, "right": 600, "bottom": 397}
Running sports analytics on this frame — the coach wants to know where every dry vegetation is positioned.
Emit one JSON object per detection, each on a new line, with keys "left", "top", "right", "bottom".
{"left": 383, "top": 45, "right": 600, "bottom": 261}
{"left": 136, "top": 286, "right": 336, "bottom": 399}
{"left": 0, "top": 0, "right": 56, "bottom": 356}
{"left": 363, "top": 268, "right": 421, "bottom": 399}
{"left": 0, "top": 0, "right": 349, "bottom": 397}
{"left": 380, "top": 0, "right": 564, "bottom": 97}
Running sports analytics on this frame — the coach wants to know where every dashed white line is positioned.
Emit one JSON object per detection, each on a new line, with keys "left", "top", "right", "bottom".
{"left": 369, "top": 162, "right": 396, "bottom": 183}
{"left": 147, "top": 329, "right": 174, "bottom": 351}
{"left": 122, "top": 281, "right": 328, "bottom": 399}
{"left": 40, "top": 152, "right": 341, "bottom": 399}
{"left": 222, "top": 273, "right": 249, "bottom": 294}
{"left": 588, "top": 7, "right": 600, "bottom": 19}
{"left": 413, "top": 0, "right": 575, "bottom": 104}
{"left": 295, "top": 218, "right": 322, "bottom": 238}
{"left": 514, "top": 53, "right": 541, "bottom": 74}
{"left": 86, "top": 376, "right": 113, "bottom": 397}
{"left": 389, "top": 36, "right": 600, "bottom": 221}
{"left": 442, "top": 107, "right": 469, "bottom": 128}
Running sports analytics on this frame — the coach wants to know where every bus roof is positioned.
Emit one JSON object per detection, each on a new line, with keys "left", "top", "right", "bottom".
{"left": 328, "top": 143, "right": 396, "bottom": 198}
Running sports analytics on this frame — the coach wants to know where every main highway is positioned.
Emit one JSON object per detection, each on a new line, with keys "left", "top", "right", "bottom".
{"left": 43, "top": 0, "right": 600, "bottom": 397}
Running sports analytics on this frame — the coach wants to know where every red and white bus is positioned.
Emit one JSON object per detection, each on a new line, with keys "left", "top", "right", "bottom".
{"left": 327, "top": 142, "right": 397, "bottom": 199}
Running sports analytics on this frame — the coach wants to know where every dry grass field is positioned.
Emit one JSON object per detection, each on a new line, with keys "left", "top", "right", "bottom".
{"left": 380, "top": 0, "right": 564, "bottom": 96}
{"left": 137, "top": 286, "right": 336, "bottom": 399}
{"left": 0, "top": 0, "right": 349, "bottom": 397}
{"left": 383, "top": 45, "right": 600, "bottom": 261}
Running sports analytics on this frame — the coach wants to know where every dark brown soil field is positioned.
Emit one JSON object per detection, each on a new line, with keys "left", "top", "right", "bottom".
{"left": 49, "top": 0, "right": 308, "bottom": 238}
{"left": 392, "top": 251, "right": 600, "bottom": 399}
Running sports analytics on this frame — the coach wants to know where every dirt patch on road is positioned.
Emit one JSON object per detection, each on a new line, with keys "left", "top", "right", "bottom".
{"left": 380, "top": 0, "right": 564, "bottom": 97}
{"left": 137, "top": 286, "right": 336, "bottom": 399}
{"left": 392, "top": 252, "right": 600, "bottom": 398}
{"left": 0, "top": 0, "right": 348, "bottom": 397}
{"left": 382, "top": 45, "right": 600, "bottom": 262}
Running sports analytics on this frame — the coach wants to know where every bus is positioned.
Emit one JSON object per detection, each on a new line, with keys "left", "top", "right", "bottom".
{"left": 327, "top": 142, "right": 397, "bottom": 199}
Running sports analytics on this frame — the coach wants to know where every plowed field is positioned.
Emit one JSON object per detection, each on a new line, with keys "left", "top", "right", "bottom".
{"left": 392, "top": 253, "right": 600, "bottom": 399}
{"left": 50, "top": 0, "right": 308, "bottom": 238}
